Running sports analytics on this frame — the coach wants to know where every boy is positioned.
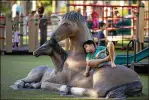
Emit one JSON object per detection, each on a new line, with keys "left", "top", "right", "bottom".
{"left": 96, "top": 21, "right": 107, "bottom": 46}
{"left": 83, "top": 40, "right": 116, "bottom": 77}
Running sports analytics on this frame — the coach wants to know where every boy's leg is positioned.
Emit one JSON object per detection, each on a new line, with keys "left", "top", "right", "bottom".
{"left": 107, "top": 42, "right": 116, "bottom": 68}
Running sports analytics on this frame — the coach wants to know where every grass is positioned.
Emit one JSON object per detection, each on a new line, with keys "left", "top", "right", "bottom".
{"left": 1, "top": 55, "right": 149, "bottom": 100}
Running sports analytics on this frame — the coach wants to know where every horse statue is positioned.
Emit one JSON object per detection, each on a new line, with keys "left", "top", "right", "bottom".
{"left": 11, "top": 12, "right": 142, "bottom": 99}
{"left": 10, "top": 38, "right": 68, "bottom": 89}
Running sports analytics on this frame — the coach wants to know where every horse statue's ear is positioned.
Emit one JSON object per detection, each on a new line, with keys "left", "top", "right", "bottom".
{"left": 50, "top": 38, "right": 57, "bottom": 44}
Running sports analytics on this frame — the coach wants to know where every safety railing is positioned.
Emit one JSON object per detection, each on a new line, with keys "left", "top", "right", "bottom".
{"left": 126, "top": 39, "right": 138, "bottom": 67}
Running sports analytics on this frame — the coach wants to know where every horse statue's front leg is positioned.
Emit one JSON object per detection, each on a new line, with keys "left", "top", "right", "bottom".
{"left": 10, "top": 66, "right": 54, "bottom": 90}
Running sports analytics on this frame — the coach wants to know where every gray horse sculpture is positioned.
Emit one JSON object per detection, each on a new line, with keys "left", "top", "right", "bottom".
{"left": 11, "top": 12, "right": 142, "bottom": 99}
{"left": 10, "top": 38, "right": 68, "bottom": 89}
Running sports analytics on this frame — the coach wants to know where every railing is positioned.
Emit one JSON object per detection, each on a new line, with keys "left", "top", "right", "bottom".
{"left": 126, "top": 39, "right": 138, "bottom": 67}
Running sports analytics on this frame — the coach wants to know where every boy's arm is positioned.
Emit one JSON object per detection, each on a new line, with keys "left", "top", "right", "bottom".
{"left": 95, "top": 48, "right": 106, "bottom": 59}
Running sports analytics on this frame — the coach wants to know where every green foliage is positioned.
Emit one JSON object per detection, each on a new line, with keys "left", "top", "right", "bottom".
{"left": 41, "top": 1, "right": 52, "bottom": 6}
{"left": 1, "top": 3, "right": 11, "bottom": 17}
{"left": 37, "top": 1, "right": 52, "bottom": 15}
{"left": 45, "top": 6, "right": 52, "bottom": 15}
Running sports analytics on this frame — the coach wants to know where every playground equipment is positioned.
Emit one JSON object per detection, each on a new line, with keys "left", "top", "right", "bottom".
{"left": 115, "top": 38, "right": 149, "bottom": 74}
{"left": 0, "top": 14, "right": 39, "bottom": 53}
{"left": 115, "top": 46, "right": 149, "bottom": 65}
{"left": 67, "top": 3, "right": 149, "bottom": 49}
{"left": 0, "top": 14, "right": 5, "bottom": 52}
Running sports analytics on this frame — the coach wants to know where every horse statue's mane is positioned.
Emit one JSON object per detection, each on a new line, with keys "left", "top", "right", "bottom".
{"left": 62, "top": 11, "right": 86, "bottom": 23}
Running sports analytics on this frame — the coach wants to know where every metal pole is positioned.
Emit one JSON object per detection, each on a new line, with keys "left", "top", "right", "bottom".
{"left": 121, "top": 6, "right": 124, "bottom": 49}
{"left": 6, "top": 17, "right": 12, "bottom": 52}
{"left": 136, "top": 0, "right": 141, "bottom": 52}
{"left": 19, "top": 14, "right": 24, "bottom": 46}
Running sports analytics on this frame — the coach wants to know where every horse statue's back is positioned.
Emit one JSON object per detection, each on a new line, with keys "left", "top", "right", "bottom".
{"left": 92, "top": 65, "right": 142, "bottom": 97}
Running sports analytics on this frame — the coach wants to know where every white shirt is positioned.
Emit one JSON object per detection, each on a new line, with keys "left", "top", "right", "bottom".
{"left": 12, "top": 3, "right": 17, "bottom": 18}
{"left": 13, "top": 31, "right": 19, "bottom": 42}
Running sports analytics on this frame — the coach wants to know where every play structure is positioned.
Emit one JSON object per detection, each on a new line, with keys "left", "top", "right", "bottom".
{"left": 115, "top": 47, "right": 149, "bottom": 65}
{"left": 67, "top": 3, "right": 149, "bottom": 49}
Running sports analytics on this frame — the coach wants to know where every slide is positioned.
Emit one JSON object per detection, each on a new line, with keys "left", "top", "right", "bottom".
{"left": 115, "top": 47, "right": 149, "bottom": 65}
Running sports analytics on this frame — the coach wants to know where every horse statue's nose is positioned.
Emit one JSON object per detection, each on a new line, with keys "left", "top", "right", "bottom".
{"left": 33, "top": 50, "right": 39, "bottom": 57}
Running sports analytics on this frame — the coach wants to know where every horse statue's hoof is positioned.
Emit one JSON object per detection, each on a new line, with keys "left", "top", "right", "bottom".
{"left": 59, "top": 85, "right": 72, "bottom": 96}
{"left": 10, "top": 80, "right": 25, "bottom": 90}
{"left": 10, "top": 85, "right": 19, "bottom": 90}
{"left": 60, "top": 91, "right": 68, "bottom": 96}
{"left": 31, "top": 82, "right": 41, "bottom": 89}
{"left": 24, "top": 83, "right": 33, "bottom": 89}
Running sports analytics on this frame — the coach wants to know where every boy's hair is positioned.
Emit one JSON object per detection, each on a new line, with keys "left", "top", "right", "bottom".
{"left": 83, "top": 40, "right": 96, "bottom": 53}
{"left": 99, "top": 21, "right": 106, "bottom": 29}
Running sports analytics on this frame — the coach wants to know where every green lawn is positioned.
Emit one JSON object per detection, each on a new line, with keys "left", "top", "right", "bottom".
{"left": 1, "top": 55, "right": 149, "bottom": 100}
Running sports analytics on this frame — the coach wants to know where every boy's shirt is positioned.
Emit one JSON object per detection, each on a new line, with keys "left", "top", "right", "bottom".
{"left": 86, "top": 46, "right": 106, "bottom": 61}
{"left": 97, "top": 31, "right": 106, "bottom": 46}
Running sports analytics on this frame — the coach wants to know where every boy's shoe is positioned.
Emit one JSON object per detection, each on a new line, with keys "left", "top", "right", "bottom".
{"left": 84, "top": 72, "right": 89, "bottom": 77}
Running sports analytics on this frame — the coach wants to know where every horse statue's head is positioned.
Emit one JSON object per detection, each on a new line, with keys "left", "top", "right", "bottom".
{"left": 33, "top": 38, "right": 68, "bottom": 73}
{"left": 51, "top": 11, "right": 93, "bottom": 42}
{"left": 33, "top": 38, "right": 58, "bottom": 57}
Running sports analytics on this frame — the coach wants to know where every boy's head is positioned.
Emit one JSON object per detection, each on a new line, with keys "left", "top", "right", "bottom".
{"left": 99, "top": 21, "right": 106, "bottom": 30}
{"left": 83, "top": 40, "right": 96, "bottom": 53}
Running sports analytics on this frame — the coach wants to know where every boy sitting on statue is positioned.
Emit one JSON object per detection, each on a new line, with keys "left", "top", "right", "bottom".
{"left": 83, "top": 40, "right": 116, "bottom": 77}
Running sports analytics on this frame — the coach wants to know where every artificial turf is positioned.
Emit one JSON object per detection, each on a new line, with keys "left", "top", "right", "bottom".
{"left": 1, "top": 55, "right": 148, "bottom": 100}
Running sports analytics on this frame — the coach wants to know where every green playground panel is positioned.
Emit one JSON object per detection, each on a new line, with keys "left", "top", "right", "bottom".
{"left": 135, "top": 47, "right": 149, "bottom": 62}
{"left": 115, "top": 47, "right": 149, "bottom": 65}
{"left": 115, "top": 55, "right": 134, "bottom": 65}
{"left": 116, "top": 18, "right": 131, "bottom": 35}
{"left": 87, "top": 18, "right": 132, "bottom": 35}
